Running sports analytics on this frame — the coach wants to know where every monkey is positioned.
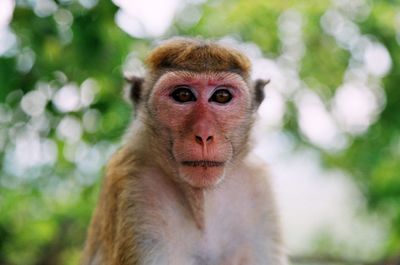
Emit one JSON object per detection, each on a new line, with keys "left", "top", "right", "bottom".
{"left": 81, "top": 37, "right": 287, "bottom": 265}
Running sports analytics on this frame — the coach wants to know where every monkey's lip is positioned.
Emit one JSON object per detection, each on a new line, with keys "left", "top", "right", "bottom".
{"left": 181, "top": 160, "right": 225, "bottom": 168}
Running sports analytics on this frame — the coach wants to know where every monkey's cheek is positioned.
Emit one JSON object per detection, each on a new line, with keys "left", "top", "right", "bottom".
{"left": 179, "top": 166, "right": 225, "bottom": 188}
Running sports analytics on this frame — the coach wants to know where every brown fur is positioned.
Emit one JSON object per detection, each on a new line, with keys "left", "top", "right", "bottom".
{"left": 146, "top": 37, "right": 251, "bottom": 78}
{"left": 81, "top": 37, "right": 286, "bottom": 265}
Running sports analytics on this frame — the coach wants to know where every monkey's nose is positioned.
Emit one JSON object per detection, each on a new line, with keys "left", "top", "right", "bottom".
{"left": 195, "top": 135, "right": 214, "bottom": 145}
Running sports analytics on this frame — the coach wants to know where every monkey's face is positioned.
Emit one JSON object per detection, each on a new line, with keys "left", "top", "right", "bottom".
{"left": 148, "top": 71, "right": 253, "bottom": 188}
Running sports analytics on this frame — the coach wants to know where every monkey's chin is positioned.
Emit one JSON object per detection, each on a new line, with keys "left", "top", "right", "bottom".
{"left": 179, "top": 166, "right": 225, "bottom": 189}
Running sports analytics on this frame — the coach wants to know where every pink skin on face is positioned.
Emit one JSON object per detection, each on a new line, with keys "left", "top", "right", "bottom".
{"left": 150, "top": 71, "right": 251, "bottom": 188}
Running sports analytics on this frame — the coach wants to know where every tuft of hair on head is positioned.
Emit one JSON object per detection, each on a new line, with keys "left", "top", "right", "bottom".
{"left": 145, "top": 37, "right": 251, "bottom": 78}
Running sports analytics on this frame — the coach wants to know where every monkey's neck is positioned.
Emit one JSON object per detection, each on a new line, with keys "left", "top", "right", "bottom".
{"left": 182, "top": 185, "right": 205, "bottom": 231}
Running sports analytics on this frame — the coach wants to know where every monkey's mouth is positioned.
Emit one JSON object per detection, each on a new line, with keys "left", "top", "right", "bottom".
{"left": 181, "top": 160, "right": 225, "bottom": 168}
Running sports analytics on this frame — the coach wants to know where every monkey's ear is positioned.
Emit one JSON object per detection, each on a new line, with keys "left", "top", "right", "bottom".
{"left": 253, "top": 79, "right": 270, "bottom": 108}
{"left": 125, "top": 76, "right": 144, "bottom": 105}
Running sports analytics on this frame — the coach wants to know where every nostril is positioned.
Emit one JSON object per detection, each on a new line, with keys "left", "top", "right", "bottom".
{"left": 195, "top": 135, "right": 214, "bottom": 145}
{"left": 195, "top": 135, "right": 203, "bottom": 144}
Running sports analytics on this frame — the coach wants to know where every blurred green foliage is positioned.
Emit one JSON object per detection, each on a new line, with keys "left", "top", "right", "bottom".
{"left": 0, "top": 0, "right": 399, "bottom": 264}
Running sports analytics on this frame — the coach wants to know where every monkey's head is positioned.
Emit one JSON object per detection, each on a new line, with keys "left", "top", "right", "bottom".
{"left": 127, "top": 38, "right": 268, "bottom": 189}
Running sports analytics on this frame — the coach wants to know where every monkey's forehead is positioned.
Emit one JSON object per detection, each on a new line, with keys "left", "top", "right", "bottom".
{"left": 152, "top": 71, "right": 249, "bottom": 90}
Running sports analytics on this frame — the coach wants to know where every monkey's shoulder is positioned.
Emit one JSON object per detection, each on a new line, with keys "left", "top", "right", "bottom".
{"left": 235, "top": 155, "right": 272, "bottom": 191}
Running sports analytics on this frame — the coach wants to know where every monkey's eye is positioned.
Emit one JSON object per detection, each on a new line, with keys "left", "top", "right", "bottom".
{"left": 210, "top": 89, "right": 232, "bottom": 104}
{"left": 171, "top": 86, "right": 196, "bottom": 103}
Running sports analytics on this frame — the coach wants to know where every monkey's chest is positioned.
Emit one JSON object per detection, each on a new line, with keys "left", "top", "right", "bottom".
{"left": 136, "top": 168, "right": 265, "bottom": 264}
{"left": 138, "top": 191, "right": 259, "bottom": 264}
{"left": 141, "top": 213, "right": 256, "bottom": 265}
